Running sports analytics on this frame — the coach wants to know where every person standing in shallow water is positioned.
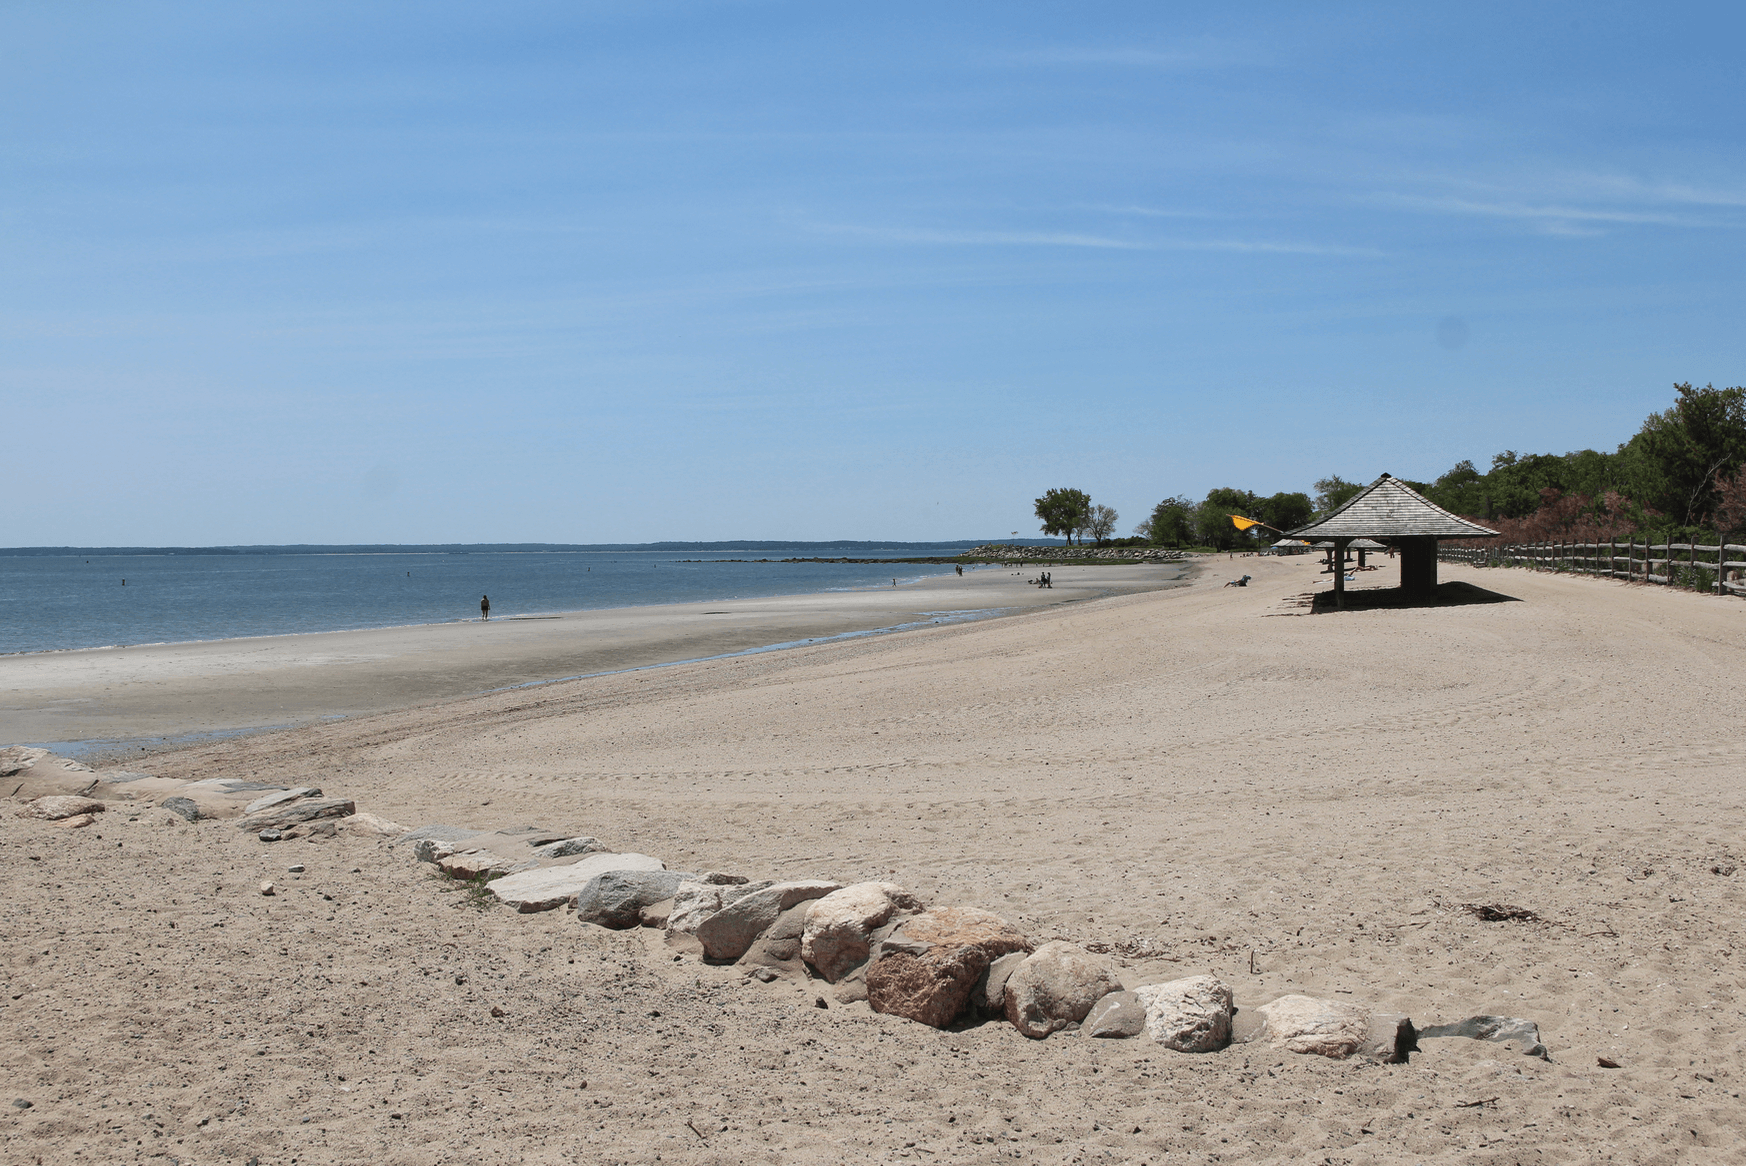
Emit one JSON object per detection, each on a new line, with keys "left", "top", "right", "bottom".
{"left": 480, "top": 594, "right": 490, "bottom": 621}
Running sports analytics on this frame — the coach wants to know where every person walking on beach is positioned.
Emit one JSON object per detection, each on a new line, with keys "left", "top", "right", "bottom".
{"left": 480, "top": 594, "right": 490, "bottom": 621}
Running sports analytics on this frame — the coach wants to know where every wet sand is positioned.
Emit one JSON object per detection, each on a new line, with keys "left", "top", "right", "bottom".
{"left": 0, "top": 561, "right": 1185, "bottom": 755}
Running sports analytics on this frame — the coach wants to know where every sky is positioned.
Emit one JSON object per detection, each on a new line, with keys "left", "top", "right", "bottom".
{"left": 5, "top": 1, "right": 1744, "bottom": 545}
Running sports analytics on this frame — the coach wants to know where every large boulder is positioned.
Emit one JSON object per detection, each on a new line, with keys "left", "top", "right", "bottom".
{"left": 1416, "top": 1014, "right": 1541, "bottom": 1060}
{"left": 16, "top": 796, "right": 107, "bottom": 821}
{"left": 1083, "top": 990, "right": 1147, "bottom": 1039}
{"left": 866, "top": 907, "right": 1031, "bottom": 1029}
{"left": 695, "top": 880, "right": 844, "bottom": 962}
{"left": 975, "top": 951, "right": 1029, "bottom": 1014}
{"left": 397, "top": 825, "right": 489, "bottom": 863}
{"left": 1236, "top": 998, "right": 1410, "bottom": 1061}
{"left": 488, "top": 852, "right": 665, "bottom": 913}
{"left": 237, "top": 799, "right": 355, "bottom": 832}
{"left": 243, "top": 787, "right": 321, "bottom": 815}
{"left": 575, "top": 870, "right": 697, "bottom": 929}
{"left": 737, "top": 901, "right": 815, "bottom": 971}
{"left": 1132, "top": 975, "right": 1234, "bottom": 1052}
{"left": 530, "top": 836, "right": 606, "bottom": 860}
{"left": 1002, "top": 941, "right": 1123, "bottom": 1039}
{"left": 437, "top": 849, "right": 526, "bottom": 880}
{"left": 801, "top": 882, "right": 925, "bottom": 982}
{"left": 666, "top": 875, "right": 764, "bottom": 935}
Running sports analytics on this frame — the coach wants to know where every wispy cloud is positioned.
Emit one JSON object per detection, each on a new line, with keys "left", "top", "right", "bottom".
{"left": 811, "top": 222, "right": 1379, "bottom": 257}
{"left": 1002, "top": 39, "right": 1263, "bottom": 70}
{"left": 1082, "top": 203, "right": 1221, "bottom": 220}
{"left": 1374, "top": 192, "right": 1717, "bottom": 232}
{"left": 816, "top": 224, "right": 1149, "bottom": 250}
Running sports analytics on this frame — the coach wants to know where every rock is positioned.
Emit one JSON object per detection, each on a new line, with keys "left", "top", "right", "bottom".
{"left": 1237, "top": 996, "right": 1418, "bottom": 1062}
{"left": 236, "top": 799, "right": 355, "bottom": 832}
{"left": 488, "top": 852, "right": 666, "bottom": 913}
{"left": 290, "top": 821, "right": 340, "bottom": 841}
{"left": 1132, "top": 975, "right": 1234, "bottom": 1052}
{"left": 11, "top": 1098, "right": 31, "bottom": 1109}
{"left": 638, "top": 898, "right": 674, "bottom": 929}
{"left": 1417, "top": 1015, "right": 1548, "bottom": 1060}
{"left": 159, "top": 797, "right": 201, "bottom": 822}
{"left": 738, "top": 901, "right": 815, "bottom": 968}
{"left": 695, "top": 880, "right": 844, "bottom": 962}
{"left": 242, "top": 787, "right": 320, "bottom": 815}
{"left": 667, "top": 878, "right": 774, "bottom": 935}
{"left": 866, "top": 907, "right": 1031, "bottom": 1029}
{"left": 259, "top": 881, "right": 275, "bottom": 896}
{"left": 574, "top": 870, "right": 697, "bottom": 929}
{"left": 56, "top": 813, "right": 97, "bottom": 829}
{"left": 800, "top": 882, "right": 925, "bottom": 982}
{"left": 257, "top": 829, "right": 284, "bottom": 842}
{"left": 337, "top": 812, "right": 409, "bottom": 838}
{"left": 976, "top": 951, "right": 1028, "bottom": 1014}
{"left": 288, "top": 864, "right": 305, "bottom": 873}
{"left": 832, "top": 979, "right": 868, "bottom": 1005}
{"left": 1003, "top": 941, "right": 1123, "bottom": 1039}
{"left": 16, "top": 796, "right": 106, "bottom": 821}
{"left": 1, "top": 750, "right": 100, "bottom": 799}
{"left": 437, "top": 849, "right": 518, "bottom": 880}
{"left": 529, "top": 836, "right": 606, "bottom": 860}
{"left": 1083, "top": 990, "right": 1147, "bottom": 1038}
{"left": 1244, "top": 995, "right": 1367, "bottom": 1058}
{"left": 867, "top": 948, "right": 988, "bottom": 1028}
{"left": 397, "top": 825, "right": 488, "bottom": 862}
{"left": 748, "top": 966, "right": 778, "bottom": 983}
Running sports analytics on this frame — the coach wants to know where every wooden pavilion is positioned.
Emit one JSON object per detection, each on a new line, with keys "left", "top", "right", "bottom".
{"left": 1287, "top": 474, "right": 1498, "bottom": 605}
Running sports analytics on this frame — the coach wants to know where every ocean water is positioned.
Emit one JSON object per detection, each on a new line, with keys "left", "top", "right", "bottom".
{"left": 0, "top": 544, "right": 988, "bottom": 655}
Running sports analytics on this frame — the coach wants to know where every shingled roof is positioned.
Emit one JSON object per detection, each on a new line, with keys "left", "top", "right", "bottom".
{"left": 1287, "top": 474, "right": 1498, "bottom": 540}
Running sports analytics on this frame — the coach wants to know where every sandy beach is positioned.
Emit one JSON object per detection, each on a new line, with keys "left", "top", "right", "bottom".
{"left": 0, "top": 561, "right": 1184, "bottom": 756}
{"left": 5, "top": 555, "right": 1745, "bottom": 1164}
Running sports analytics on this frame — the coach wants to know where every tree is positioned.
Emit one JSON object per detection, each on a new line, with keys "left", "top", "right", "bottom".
{"left": 1716, "top": 469, "right": 1746, "bottom": 535}
{"left": 1138, "top": 496, "right": 1195, "bottom": 546}
{"left": 1087, "top": 504, "right": 1118, "bottom": 544}
{"left": 1256, "top": 491, "right": 1313, "bottom": 534}
{"left": 1312, "top": 475, "right": 1362, "bottom": 516}
{"left": 1195, "top": 487, "right": 1260, "bottom": 550}
{"left": 1622, "top": 383, "right": 1746, "bottom": 525}
{"left": 1033, "top": 487, "right": 1092, "bottom": 545}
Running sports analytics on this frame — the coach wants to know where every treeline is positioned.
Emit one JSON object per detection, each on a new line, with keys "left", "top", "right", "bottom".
{"left": 1046, "top": 383, "right": 1746, "bottom": 551}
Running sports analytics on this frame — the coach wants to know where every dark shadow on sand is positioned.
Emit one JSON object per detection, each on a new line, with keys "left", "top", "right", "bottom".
{"left": 1310, "top": 580, "right": 1520, "bottom": 613}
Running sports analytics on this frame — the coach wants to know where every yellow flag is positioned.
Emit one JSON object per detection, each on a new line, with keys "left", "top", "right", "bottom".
{"left": 1230, "top": 514, "right": 1265, "bottom": 531}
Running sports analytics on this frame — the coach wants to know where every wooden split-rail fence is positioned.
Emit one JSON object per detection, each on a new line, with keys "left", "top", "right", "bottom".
{"left": 1439, "top": 539, "right": 1746, "bottom": 597}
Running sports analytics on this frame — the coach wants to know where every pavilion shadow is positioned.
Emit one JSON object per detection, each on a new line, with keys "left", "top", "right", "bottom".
{"left": 1310, "top": 580, "right": 1520, "bottom": 613}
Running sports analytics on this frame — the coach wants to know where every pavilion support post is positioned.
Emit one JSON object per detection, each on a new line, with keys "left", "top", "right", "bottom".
{"left": 1398, "top": 536, "right": 1439, "bottom": 596}
{"left": 1333, "top": 538, "right": 1350, "bottom": 607}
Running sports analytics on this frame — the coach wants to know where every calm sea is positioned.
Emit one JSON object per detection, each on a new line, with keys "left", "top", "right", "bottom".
{"left": 0, "top": 544, "right": 991, "bottom": 656}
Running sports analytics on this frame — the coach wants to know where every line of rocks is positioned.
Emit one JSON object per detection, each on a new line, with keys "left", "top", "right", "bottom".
{"left": 3, "top": 745, "right": 1550, "bottom": 1064}
{"left": 399, "top": 823, "right": 1552, "bottom": 1064}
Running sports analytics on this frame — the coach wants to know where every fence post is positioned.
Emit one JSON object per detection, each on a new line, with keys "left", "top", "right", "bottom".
{"left": 1719, "top": 537, "right": 1727, "bottom": 595}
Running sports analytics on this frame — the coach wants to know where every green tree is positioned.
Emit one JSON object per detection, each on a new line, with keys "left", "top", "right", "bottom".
{"left": 1312, "top": 475, "right": 1362, "bottom": 516}
{"left": 1622, "top": 382, "right": 1746, "bottom": 525}
{"left": 1033, "top": 487, "right": 1092, "bottom": 545}
{"left": 1195, "top": 487, "right": 1260, "bottom": 550}
{"left": 1138, "top": 496, "right": 1196, "bottom": 546}
{"left": 1257, "top": 491, "right": 1313, "bottom": 534}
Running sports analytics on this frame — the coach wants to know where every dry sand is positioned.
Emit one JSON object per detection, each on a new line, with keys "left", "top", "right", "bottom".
{"left": 4, "top": 555, "right": 1745, "bottom": 1165}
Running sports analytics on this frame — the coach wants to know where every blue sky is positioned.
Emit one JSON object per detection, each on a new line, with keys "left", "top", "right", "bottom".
{"left": 5, "top": 2, "right": 1743, "bottom": 544}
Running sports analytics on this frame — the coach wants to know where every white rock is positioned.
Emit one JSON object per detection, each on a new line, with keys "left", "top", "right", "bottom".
{"left": 801, "top": 882, "right": 924, "bottom": 982}
{"left": 1132, "top": 975, "right": 1234, "bottom": 1052}
{"left": 243, "top": 787, "right": 321, "bottom": 815}
{"left": 1003, "top": 941, "right": 1123, "bottom": 1039}
{"left": 667, "top": 879, "right": 774, "bottom": 936}
{"left": 1245, "top": 995, "right": 1417, "bottom": 1061}
{"left": 437, "top": 849, "right": 517, "bottom": 880}
{"left": 337, "top": 812, "right": 409, "bottom": 838}
{"left": 695, "top": 880, "right": 844, "bottom": 962}
{"left": 488, "top": 852, "right": 665, "bottom": 913}
{"left": 15, "top": 796, "right": 106, "bottom": 821}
